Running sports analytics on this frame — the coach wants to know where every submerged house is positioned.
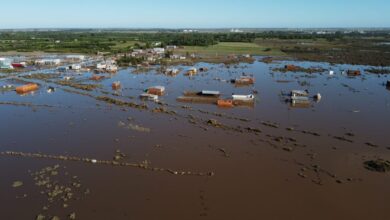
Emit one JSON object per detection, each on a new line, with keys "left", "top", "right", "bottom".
{"left": 69, "top": 64, "right": 81, "bottom": 70}
{"left": 96, "top": 60, "right": 118, "bottom": 72}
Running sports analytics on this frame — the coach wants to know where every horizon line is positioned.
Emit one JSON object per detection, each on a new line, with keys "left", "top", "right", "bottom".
{"left": 1, "top": 27, "right": 390, "bottom": 31}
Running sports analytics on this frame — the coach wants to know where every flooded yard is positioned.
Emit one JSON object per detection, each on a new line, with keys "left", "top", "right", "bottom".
{"left": 1, "top": 58, "right": 390, "bottom": 219}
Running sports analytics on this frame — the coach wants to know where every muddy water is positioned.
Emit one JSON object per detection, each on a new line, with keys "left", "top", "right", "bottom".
{"left": 1, "top": 58, "right": 390, "bottom": 219}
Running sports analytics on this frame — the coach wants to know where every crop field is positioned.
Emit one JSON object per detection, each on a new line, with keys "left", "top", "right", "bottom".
{"left": 177, "top": 42, "right": 285, "bottom": 56}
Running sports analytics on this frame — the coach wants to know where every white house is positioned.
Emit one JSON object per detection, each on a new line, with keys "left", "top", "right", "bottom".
{"left": 133, "top": 49, "right": 144, "bottom": 54}
{"left": 0, "top": 58, "right": 13, "bottom": 69}
{"left": 96, "top": 63, "right": 107, "bottom": 69}
{"left": 106, "top": 65, "right": 118, "bottom": 72}
{"left": 166, "top": 68, "right": 180, "bottom": 75}
{"left": 35, "top": 59, "right": 61, "bottom": 66}
{"left": 153, "top": 48, "right": 165, "bottom": 54}
{"left": 70, "top": 64, "right": 81, "bottom": 70}
{"left": 166, "top": 45, "right": 177, "bottom": 50}
{"left": 170, "top": 54, "right": 180, "bottom": 59}
{"left": 66, "top": 55, "right": 85, "bottom": 61}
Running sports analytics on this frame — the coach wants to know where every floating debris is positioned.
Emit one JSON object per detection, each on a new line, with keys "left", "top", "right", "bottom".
{"left": 47, "top": 86, "right": 56, "bottom": 93}
{"left": 112, "top": 81, "right": 121, "bottom": 90}
{"left": 274, "top": 65, "right": 326, "bottom": 73}
{"left": 346, "top": 70, "right": 361, "bottom": 76}
{"left": 0, "top": 101, "right": 55, "bottom": 108}
{"left": 96, "top": 96, "right": 148, "bottom": 110}
{"left": 313, "top": 93, "right": 322, "bottom": 102}
{"left": 217, "top": 148, "right": 230, "bottom": 157}
{"left": 36, "top": 214, "right": 45, "bottom": 220}
{"left": 69, "top": 212, "right": 76, "bottom": 220}
{"left": 366, "top": 68, "right": 390, "bottom": 75}
{"left": 128, "top": 123, "right": 151, "bottom": 133}
{"left": 364, "top": 159, "right": 390, "bottom": 172}
{"left": 12, "top": 181, "right": 23, "bottom": 188}
{"left": 185, "top": 67, "right": 198, "bottom": 76}
{"left": 140, "top": 93, "right": 159, "bottom": 102}
{"left": 90, "top": 75, "right": 105, "bottom": 81}
{"left": 1, "top": 151, "right": 214, "bottom": 177}
{"left": 56, "top": 80, "right": 101, "bottom": 91}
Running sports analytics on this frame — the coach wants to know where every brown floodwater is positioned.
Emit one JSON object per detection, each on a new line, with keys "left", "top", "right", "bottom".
{"left": 1, "top": 58, "right": 390, "bottom": 219}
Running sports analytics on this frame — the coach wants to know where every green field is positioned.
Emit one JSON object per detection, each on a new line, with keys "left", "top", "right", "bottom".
{"left": 1, "top": 31, "right": 389, "bottom": 66}
{"left": 177, "top": 42, "right": 285, "bottom": 56}
{"left": 110, "top": 40, "right": 140, "bottom": 49}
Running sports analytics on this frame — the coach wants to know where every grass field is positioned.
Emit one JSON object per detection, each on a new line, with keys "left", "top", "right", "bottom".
{"left": 177, "top": 42, "right": 285, "bottom": 56}
{"left": 253, "top": 37, "right": 390, "bottom": 66}
{"left": 110, "top": 40, "right": 140, "bottom": 49}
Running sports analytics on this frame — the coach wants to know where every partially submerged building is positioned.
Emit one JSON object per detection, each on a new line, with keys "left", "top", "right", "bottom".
{"left": 66, "top": 55, "right": 85, "bottom": 61}
{"left": 96, "top": 60, "right": 118, "bottom": 72}
{"left": 35, "top": 59, "right": 61, "bottom": 66}
{"left": 0, "top": 58, "right": 13, "bottom": 69}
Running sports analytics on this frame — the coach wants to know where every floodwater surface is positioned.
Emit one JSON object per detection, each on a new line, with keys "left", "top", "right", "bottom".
{"left": 1, "top": 58, "right": 390, "bottom": 219}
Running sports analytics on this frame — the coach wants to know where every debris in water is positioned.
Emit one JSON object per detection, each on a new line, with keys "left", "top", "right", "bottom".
{"left": 364, "top": 159, "right": 390, "bottom": 172}
{"left": 313, "top": 93, "right": 322, "bottom": 102}
{"left": 47, "top": 86, "right": 55, "bottom": 93}
{"left": 12, "top": 181, "right": 23, "bottom": 188}
{"left": 69, "top": 212, "right": 76, "bottom": 220}
{"left": 36, "top": 214, "right": 45, "bottom": 220}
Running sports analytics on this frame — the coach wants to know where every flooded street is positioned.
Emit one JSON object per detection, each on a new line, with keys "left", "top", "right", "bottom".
{"left": 1, "top": 58, "right": 390, "bottom": 219}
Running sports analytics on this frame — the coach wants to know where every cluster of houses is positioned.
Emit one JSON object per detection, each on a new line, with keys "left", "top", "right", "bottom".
{"left": 35, "top": 59, "right": 62, "bottom": 66}
{"left": 0, "top": 57, "right": 28, "bottom": 69}
{"left": 123, "top": 45, "right": 186, "bottom": 64}
{"left": 0, "top": 54, "right": 120, "bottom": 74}
{"left": 126, "top": 47, "right": 166, "bottom": 63}
{"left": 96, "top": 59, "right": 118, "bottom": 72}
{"left": 0, "top": 54, "right": 89, "bottom": 71}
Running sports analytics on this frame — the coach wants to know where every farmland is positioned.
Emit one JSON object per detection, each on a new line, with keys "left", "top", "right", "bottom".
{"left": 1, "top": 30, "right": 390, "bottom": 66}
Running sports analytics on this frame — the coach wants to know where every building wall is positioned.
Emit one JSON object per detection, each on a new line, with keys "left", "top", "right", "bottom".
{"left": 0, "top": 58, "right": 13, "bottom": 69}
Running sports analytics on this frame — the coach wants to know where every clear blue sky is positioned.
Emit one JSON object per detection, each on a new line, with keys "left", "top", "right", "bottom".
{"left": 1, "top": 0, "right": 389, "bottom": 28}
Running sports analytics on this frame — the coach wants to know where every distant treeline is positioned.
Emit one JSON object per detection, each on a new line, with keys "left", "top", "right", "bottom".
{"left": 0, "top": 30, "right": 389, "bottom": 53}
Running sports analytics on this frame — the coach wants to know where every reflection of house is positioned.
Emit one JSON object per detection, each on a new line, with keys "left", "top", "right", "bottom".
{"left": 0, "top": 58, "right": 13, "bottom": 69}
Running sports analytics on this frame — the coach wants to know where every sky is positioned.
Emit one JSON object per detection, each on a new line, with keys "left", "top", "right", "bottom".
{"left": 0, "top": 0, "right": 389, "bottom": 29}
